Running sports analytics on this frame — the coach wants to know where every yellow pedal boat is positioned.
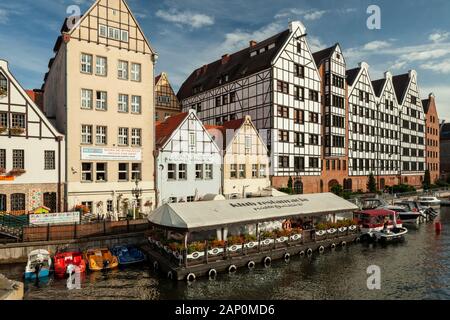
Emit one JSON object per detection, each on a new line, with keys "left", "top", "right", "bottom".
{"left": 84, "top": 248, "right": 119, "bottom": 271}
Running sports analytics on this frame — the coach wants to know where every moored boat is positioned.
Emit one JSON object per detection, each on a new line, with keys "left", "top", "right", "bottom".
{"left": 84, "top": 248, "right": 119, "bottom": 271}
{"left": 24, "top": 249, "right": 52, "bottom": 280}
{"left": 418, "top": 196, "right": 441, "bottom": 208}
{"left": 54, "top": 250, "right": 86, "bottom": 277}
{"left": 111, "top": 245, "right": 146, "bottom": 265}
{"left": 382, "top": 205, "right": 422, "bottom": 224}
{"left": 354, "top": 209, "right": 408, "bottom": 243}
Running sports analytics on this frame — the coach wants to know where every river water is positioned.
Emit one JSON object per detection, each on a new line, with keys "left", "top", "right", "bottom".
{"left": 1, "top": 207, "right": 449, "bottom": 300}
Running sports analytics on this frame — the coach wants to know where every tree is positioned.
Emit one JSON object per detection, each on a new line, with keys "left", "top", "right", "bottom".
{"left": 367, "top": 173, "right": 377, "bottom": 193}
{"left": 330, "top": 183, "right": 344, "bottom": 197}
{"left": 423, "top": 170, "right": 431, "bottom": 190}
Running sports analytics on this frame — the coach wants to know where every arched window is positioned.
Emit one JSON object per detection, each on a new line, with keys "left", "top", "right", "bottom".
{"left": 10, "top": 193, "right": 25, "bottom": 213}
{"left": 0, "top": 194, "right": 6, "bottom": 212}
{"left": 0, "top": 72, "right": 7, "bottom": 96}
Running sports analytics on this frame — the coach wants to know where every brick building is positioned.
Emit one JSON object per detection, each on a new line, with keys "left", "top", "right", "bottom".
{"left": 422, "top": 93, "right": 440, "bottom": 182}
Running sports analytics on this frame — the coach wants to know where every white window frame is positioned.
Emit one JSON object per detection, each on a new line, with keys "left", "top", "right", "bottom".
{"left": 44, "top": 150, "right": 55, "bottom": 170}
{"left": 195, "top": 164, "right": 203, "bottom": 180}
{"left": 12, "top": 150, "right": 24, "bottom": 169}
{"left": 96, "top": 126, "right": 107, "bottom": 145}
{"left": 131, "top": 63, "right": 141, "bottom": 82}
{"left": 167, "top": 163, "right": 176, "bottom": 180}
{"left": 259, "top": 164, "right": 267, "bottom": 178}
{"left": 189, "top": 132, "right": 196, "bottom": 150}
{"left": 131, "top": 95, "right": 141, "bottom": 114}
{"left": 96, "top": 163, "right": 107, "bottom": 182}
{"left": 118, "top": 60, "right": 128, "bottom": 80}
{"left": 99, "top": 24, "right": 107, "bottom": 37}
{"left": 239, "top": 164, "right": 246, "bottom": 178}
{"left": 81, "top": 125, "right": 93, "bottom": 144}
{"left": 118, "top": 163, "right": 129, "bottom": 181}
{"left": 11, "top": 113, "right": 25, "bottom": 128}
{"left": 118, "top": 94, "right": 129, "bottom": 113}
{"left": 96, "top": 91, "right": 107, "bottom": 111}
{"left": 118, "top": 127, "right": 129, "bottom": 146}
{"left": 131, "top": 163, "right": 141, "bottom": 181}
{"left": 252, "top": 164, "right": 258, "bottom": 178}
{"left": 96, "top": 56, "right": 107, "bottom": 76}
{"left": 245, "top": 135, "right": 252, "bottom": 154}
{"left": 178, "top": 164, "right": 187, "bottom": 180}
{"left": 81, "top": 89, "right": 93, "bottom": 109}
{"left": 230, "top": 164, "right": 237, "bottom": 179}
{"left": 131, "top": 128, "right": 141, "bottom": 146}
{"left": 81, "top": 53, "right": 92, "bottom": 74}
{"left": 81, "top": 163, "right": 93, "bottom": 182}
{"left": 205, "top": 164, "right": 213, "bottom": 180}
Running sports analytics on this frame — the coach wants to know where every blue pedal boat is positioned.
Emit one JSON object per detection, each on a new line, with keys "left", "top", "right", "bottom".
{"left": 24, "top": 249, "right": 52, "bottom": 280}
{"left": 111, "top": 245, "right": 146, "bottom": 265}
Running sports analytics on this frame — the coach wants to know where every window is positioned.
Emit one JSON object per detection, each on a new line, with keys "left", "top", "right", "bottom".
{"left": 294, "top": 157, "right": 305, "bottom": 171}
{"left": 11, "top": 114, "right": 25, "bottom": 128}
{"left": 96, "top": 56, "right": 107, "bottom": 76}
{"left": 195, "top": 164, "right": 203, "bottom": 179}
{"left": 365, "top": 92, "right": 370, "bottom": 103}
{"left": 81, "top": 125, "right": 92, "bottom": 144}
{"left": 294, "top": 132, "right": 304, "bottom": 147}
{"left": 131, "top": 95, "right": 141, "bottom": 114}
{"left": 294, "top": 110, "right": 304, "bottom": 124}
{"left": 76, "top": 90, "right": 93, "bottom": 113}
{"left": 309, "top": 134, "right": 319, "bottom": 145}
{"left": 131, "top": 163, "right": 141, "bottom": 181}
{"left": 167, "top": 164, "right": 176, "bottom": 180}
{"left": 107, "top": 200, "right": 113, "bottom": 213}
{"left": 294, "top": 86, "right": 304, "bottom": 100}
{"left": 279, "top": 156, "right": 289, "bottom": 168}
{"left": 215, "top": 96, "right": 221, "bottom": 107}
{"left": 187, "top": 196, "right": 195, "bottom": 203}
{"left": 359, "top": 90, "right": 364, "bottom": 101}
{"left": 96, "top": 91, "right": 107, "bottom": 110}
{"left": 96, "top": 126, "right": 107, "bottom": 145}
{"left": 411, "top": 95, "right": 417, "bottom": 105}
{"left": 118, "top": 163, "right": 129, "bottom": 181}
{"left": 44, "top": 151, "right": 55, "bottom": 170}
{"left": 96, "top": 163, "right": 107, "bottom": 181}
{"left": 0, "top": 112, "right": 7, "bottom": 128}
{"left": 81, "top": 202, "right": 93, "bottom": 213}
{"left": 0, "top": 194, "right": 6, "bottom": 212}
{"left": 279, "top": 130, "right": 289, "bottom": 142}
{"left": 189, "top": 132, "right": 196, "bottom": 149}
{"left": 118, "top": 60, "right": 128, "bottom": 80}
{"left": 99, "top": 24, "right": 107, "bottom": 37}
{"left": 277, "top": 105, "right": 289, "bottom": 118}
{"left": 259, "top": 164, "right": 267, "bottom": 178}
{"left": 309, "top": 157, "right": 319, "bottom": 168}
{"left": 309, "top": 112, "right": 319, "bottom": 123}
{"left": 297, "top": 41, "right": 301, "bottom": 53}
{"left": 277, "top": 81, "right": 289, "bottom": 94}
{"left": 178, "top": 164, "right": 187, "bottom": 180}
{"left": 252, "top": 164, "right": 258, "bottom": 178}
{"left": 10, "top": 194, "right": 25, "bottom": 212}
{"left": 239, "top": 164, "right": 246, "bottom": 178}
{"left": 158, "top": 96, "right": 171, "bottom": 104}
{"left": 0, "top": 149, "right": 5, "bottom": 169}
{"left": 309, "top": 90, "right": 319, "bottom": 102}
{"left": 245, "top": 135, "right": 252, "bottom": 154}
{"left": 81, "top": 163, "right": 93, "bottom": 182}
{"left": 205, "top": 164, "right": 213, "bottom": 180}
{"left": 230, "top": 91, "right": 237, "bottom": 103}
{"left": 131, "top": 128, "right": 141, "bottom": 146}
{"left": 118, "top": 128, "right": 129, "bottom": 146}
{"left": 230, "top": 164, "right": 238, "bottom": 178}
{"left": 294, "top": 64, "right": 304, "bottom": 78}
{"left": 222, "top": 94, "right": 229, "bottom": 105}
{"left": 81, "top": 54, "right": 92, "bottom": 73}
{"left": 121, "top": 30, "right": 129, "bottom": 42}
{"left": 131, "top": 63, "right": 141, "bottom": 82}
{"left": 0, "top": 72, "right": 7, "bottom": 95}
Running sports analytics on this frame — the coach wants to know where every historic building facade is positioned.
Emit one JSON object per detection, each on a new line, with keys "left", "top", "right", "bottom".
{"left": 154, "top": 72, "right": 181, "bottom": 122}
{"left": 423, "top": 93, "right": 440, "bottom": 182}
{"left": 206, "top": 116, "right": 271, "bottom": 199}
{"left": 0, "top": 60, "right": 65, "bottom": 214}
{"left": 155, "top": 110, "right": 222, "bottom": 206}
{"left": 42, "top": 0, "right": 157, "bottom": 218}
{"left": 178, "top": 21, "right": 322, "bottom": 193}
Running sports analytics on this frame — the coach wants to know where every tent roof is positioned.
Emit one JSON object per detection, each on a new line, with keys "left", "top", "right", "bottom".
{"left": 148, "top": 193, "right": 359, "bottom": 232}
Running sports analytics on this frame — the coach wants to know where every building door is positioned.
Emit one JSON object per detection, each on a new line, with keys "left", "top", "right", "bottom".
{"left": 328, "top": 179, "right": 339, "bottom": 192}
{"left": 43, "top": 192, "right": 57, "bottom": 213}
{"left": 380, "top": 178, "right": 386, "bottom": 190}
{"left": 344, "top": 179, "right": 353, "bottom": 192}
{"left": 320, "top": 180, "right": 324, "bottom": 193}
{"left": 294, "top": 180, "right": 303, "bottom": 194}
{"left": 0, "top": 194, "right": 6, "bottom": 212}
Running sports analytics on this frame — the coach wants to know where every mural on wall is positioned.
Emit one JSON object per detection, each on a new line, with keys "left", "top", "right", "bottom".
{"left": 28, "top": 189, "right": 42, "bottom": 211}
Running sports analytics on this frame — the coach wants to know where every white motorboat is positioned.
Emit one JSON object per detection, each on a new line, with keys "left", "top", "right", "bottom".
{"left": 382, "top": 205, "right": 423, "bottom": 224}
{"left": 24, "top": 249, "right": 52, "bottom": 280}
{"left": 354, "top": 209, "right": 408, "bottom": 243}
{"left": 418, "top": 196, "right": 441, "bottom": 208}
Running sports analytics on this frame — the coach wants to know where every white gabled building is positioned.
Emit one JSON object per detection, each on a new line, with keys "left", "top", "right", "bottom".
{"left": 0, "top": 60, "right": 65, "bottom": 214}
{"left": 155, "top": 110, "right": 222, "bottom": 207}
{"left": 178, "top": 21, "right": 323, "bottom": 194}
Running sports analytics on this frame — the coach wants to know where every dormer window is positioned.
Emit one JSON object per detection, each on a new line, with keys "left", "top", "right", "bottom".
{"left": 218, "top": 74, "right": 229, "bottom": 85}
{"left": 250, "top": 51, "right": 257, "bottom": 57}
{"left": 0, "top": 73, "right": 7, "bottom": 97}
{"left": 193, "top": 85, "right": 203, "bottom": 94}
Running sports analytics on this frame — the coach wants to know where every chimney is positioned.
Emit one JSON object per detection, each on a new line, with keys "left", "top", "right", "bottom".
{"left": 197, "top": 65, "right": 208, "bottom": 76}
{"left": 249, "top": 40, "right": 257, "bottom": 47}
{"left": 221, "top": 54, "right": 230, "bottom": 65}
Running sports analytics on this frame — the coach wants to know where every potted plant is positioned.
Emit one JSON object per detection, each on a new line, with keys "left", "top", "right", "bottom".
{"left": 315, "top": 223, "right": 328, "bottom": 236}
{"left": 243, "top": 234, "right": 258, "bottom": 249}
{"left": 0, "top": 167, "right": 6, "bottom": 175}
{"left": 260, "top": 230, "right": 275, "bottom": 246}
{"left": 275, "top": 229, "right": 291, "bottom": 243}
{"left": 9, "top": 127, "right": 25, "bottom": 135}
{"left": 208, "top": 239, "right": 225, "bottom": 255}
{"left": 9, "top": 168, "right": 26, "bottom": 176}
{"left": 0, "top": 126, "right": 7, "bottom": 134}
{"left": 227, "top": 235, "right": 243, "bottom": 252}
{"left": 289, "top": 227, "right": 303, "bottom": 241}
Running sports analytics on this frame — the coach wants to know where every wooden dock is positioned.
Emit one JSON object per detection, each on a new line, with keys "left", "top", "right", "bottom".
{"left": 140, "top": 233, "right": 360, "bottom": 281}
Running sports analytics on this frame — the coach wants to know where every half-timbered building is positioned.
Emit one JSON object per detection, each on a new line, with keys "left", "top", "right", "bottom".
{"left": 178, "top": 21, "right": 322, "bottom": 193}
{"left": 0, "top": 60, "right": 65, "bottom": 214}
{"left": 155, "top": 72, "right": 181, "bottom": 122}
{"left": 155, "top": 110, "right": 222, "bottom": 206}
{"left": 42, "top": 0, "right": 157, "bottom": 218}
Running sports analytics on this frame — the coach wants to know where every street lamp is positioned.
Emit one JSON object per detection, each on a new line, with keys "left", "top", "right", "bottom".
{"left": 132, "top": 178, "right": 142, "bottom": 220}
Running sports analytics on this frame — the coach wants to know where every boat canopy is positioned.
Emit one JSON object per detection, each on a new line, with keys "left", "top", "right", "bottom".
{"left": 148, "top": 193, "right": 359, "bottom": 232}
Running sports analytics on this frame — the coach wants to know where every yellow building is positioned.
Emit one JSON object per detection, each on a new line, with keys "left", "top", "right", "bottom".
{"left": 206, "top": 116, "right": 271, "bottom": 198}
{"left": 42, "top": 0, "right": 157, "bottom": 218}
{"left": 155, "top": 72, "right": 181, "bottom": 122}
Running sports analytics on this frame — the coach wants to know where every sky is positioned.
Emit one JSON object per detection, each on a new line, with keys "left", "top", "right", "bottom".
{"left": 0, "top": 0, "right": 449, "bottom": 121}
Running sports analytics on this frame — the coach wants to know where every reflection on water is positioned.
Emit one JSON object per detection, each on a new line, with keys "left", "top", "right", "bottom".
{"left": 1, "top": 207, "right": 449, "bottom": 300}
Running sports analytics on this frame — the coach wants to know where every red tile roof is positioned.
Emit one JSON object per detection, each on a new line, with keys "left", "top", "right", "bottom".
{"left": 222, "top": 118, "right": 245, "bottom": 130}
{"left": 155, "top": 112, "right": 188, "bottom": 148}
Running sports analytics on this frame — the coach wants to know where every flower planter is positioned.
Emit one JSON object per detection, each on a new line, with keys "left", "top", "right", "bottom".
{"left": 8, "top": 169, "right": 26, "bottom": 176}
{"left": 244, "top": 241, "right": 259, "bottom": 249}
{"left": 0, "top": 127, "right": 7, "bottom": 134}
{"left": 276, "top": 236, "right": 289, "bottom": 243}
{"left": 227, "top": 244, "right": 242, "bottom": 252}
{"left": 289, "top": 233, "right": 302, "bottom": 241}
{"left": 208, "top": 247, "right": 224, "bottom": 256}
{"left": 338, "top": 227, "right": 348, "bottom": 233}
{"left": 187, "top": 251, "right": 205, "bottom": 260}
{"left": 9, "top": 127, "right": 25, "bottom": 135}
{"left": 315, "top": 230, "right": 326, "bottom": 237}
{"left": 173, "top": 251, "right": 182, "bottom": 259}
{"left": 261, "top": 238, "right": 274, "bottom": 246}
{"left": 0, "top": 167, "right": 6, "bottom": 175}
{"left": 327, "top": 228, "right": 337, "bottom": 234}
{"left": 349, "top": 225, "right": 357, "bottom": 231}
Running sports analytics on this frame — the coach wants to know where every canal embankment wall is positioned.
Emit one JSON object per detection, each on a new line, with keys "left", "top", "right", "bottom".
{"left": 0, "top": 231, "right": 147, "bottom": 264}
{"left": 0, "top": 274, "right": 23, "bottom": 300}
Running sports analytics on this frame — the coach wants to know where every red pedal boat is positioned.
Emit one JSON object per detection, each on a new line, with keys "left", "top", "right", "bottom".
{"left": 54, "top": 251, "right": 86, "bottom": 277}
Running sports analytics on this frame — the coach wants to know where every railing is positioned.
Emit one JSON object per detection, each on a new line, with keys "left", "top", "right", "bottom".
{"left": 148, "top": 227, "right": 359, "bottom": 268}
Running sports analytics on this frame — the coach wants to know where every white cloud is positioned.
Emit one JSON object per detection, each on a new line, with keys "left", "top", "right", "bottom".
{"left": 363, "top": 40, "right": 391, "bottom": 51}
{"left": 308, "top": 36, "right": 326, "bottom": 52}
{"left": 155, "top": 9, "right": 214, "bottom": 29}
{"left": 303, "top": 10, "right": 327, "bottom": 21}
{"left": 221, "top": 22, "right": 284, "bottom": 51}
{"left": 421, "top": 59, "right": 450, "bottom": 74}
{"left": 0, "top": 8, "right": 9, "bottom": 23}
{"left": 421, "top": 86, "right": 450, "bottom": 121}
{"left": 429, "top": 31, "right": 450, "bottom": 43}
{"left": 401, "top": 49, "right": 448, "bottom": 62}
{"left": 275, "top": 7, "right": 355, "bottom": 20}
